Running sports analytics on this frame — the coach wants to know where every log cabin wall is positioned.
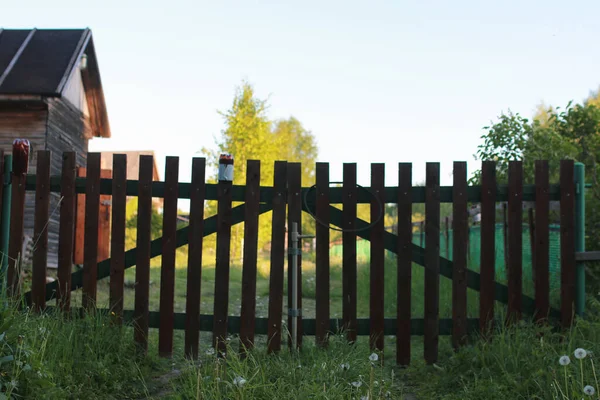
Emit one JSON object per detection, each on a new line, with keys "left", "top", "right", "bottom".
{"left": 0, "top": 98, "right": 90, "bottom": 268}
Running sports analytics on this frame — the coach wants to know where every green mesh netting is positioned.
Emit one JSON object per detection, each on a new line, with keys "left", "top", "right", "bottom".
{"left": 329, "top": 224, "right": 562, "bottom": 289}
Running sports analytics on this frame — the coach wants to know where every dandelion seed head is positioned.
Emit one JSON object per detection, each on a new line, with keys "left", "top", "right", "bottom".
{"left": 340, "top": 362, "right": 350, "bottom": 371}
{"left": 575, "top": 348, "right": 588, "bottom": 360}
{"left": 369, "top": 353, "right": 379, "bottom": 362}
{"left": 559, "top": 355, "right": 571, "bottom": 366}
{"left": 584, "top": 385, "right": 596, "bottom": 396}
{"left": 205, "top": 348, "right": 215, "bottom": 356}
{"left": 233, "top": 376, "right": 247, "bottom": 387}
{"left": 351, "top": 381, "right": 362, "bottom": 388}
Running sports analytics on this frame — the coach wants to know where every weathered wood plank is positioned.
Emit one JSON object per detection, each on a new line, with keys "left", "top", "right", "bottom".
{"left": 159, "top": 157, "right": 179, "bottom": 358}
{"left": 7, "top": 160, "right": 27, "bottom": 297}
{"left": 480, "top": 161, "right": 496, "bottom": 335}
{"left": 31, "top": 150, "right": 51, "bottom": 311}
{"left": 370, "top": 163, "right": 385, "bottom": 353}
{"left": 109, "top": 154, "right": 127, "bottom": 322}
{"left": 315, "top": 162, "right": 330, "bottom": 347}
{"left": 267, "top": 161, "right": 287, "bottom": 353}
{"left": 507, "top": 161, "right": 523, "bottom": 323}
{"left": 240, "top": 160, "right": 260, "bottom": 353}
{"left": 560, "top": 160, "right": 575, "bottom": 328}
{"left": 342, "top": 163, "right": 357, "bottom": 344}
{"left": 57, "top": 152, "right": 76, "bottom": 312}
{"left": 82, "top": 153, "right": 101, "bottom": 309}
{"left": 452, "top": 162, "right": 468, "bottom": 349}
{"left": 397, "top": 163, "right": 412, "bottom": 366}
{"left": 184, "top": 158, "right": 206, "bottom": 359}
{"left": 133, "top": 155, "right": 154, "bottom": 352}
{"left": 534, "top": 161, "right": 549, "bottom": 322}
{"left": 213, "top": 178, "right": 233, "bottom": 355}
{"left": 286, "top": 162, "right": 303, "bottom": 349}
{"left": 424, "top": 163, "right": 440, "bottom": 365}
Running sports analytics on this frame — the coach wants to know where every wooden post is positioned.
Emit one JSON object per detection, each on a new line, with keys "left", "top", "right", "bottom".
{"left": 479, "top": 161, "right": 496, "bottom": 336}
{"left": 397, "top": 163, "right": 412, "bottom": 366}
{"left": 133, "top": 155, "right": 154, "bottom": 352}
{"left": 370, "top": 163, "right": 385, "bottom": 353}
{"left": 267, "top": 161, "right": 287, "bottom": 353}
{"left": 534, "top": 161, "right": 550, "bottom": 322}
{"left": 507, "top": 161, "right": 523, "bottom": 324}
{"left": 424, "top": 163, "right": 440, "bottom": 365}
{"left": 560, "top": 160, "right": 575, "bottom": 328}
{"left": 7, "top": 139, "right": 30, "bottom": 298}
{"left": 184, "top": 158, "right": 206, "bottom": 359}
{"left": 213, "top": 160, "right": 233, "bottom": 355}
{"left": 109, "top": 155, "right": 127, "bottom": 322}
{"left": 452, "top": 162, "right": 468, "bottom": 350}
{"left": 31, "top": 150, "right": 51, "bottom": 312}
{"left": 239, "top": 160, "right": 260, "bottom": 353}
{"left": 287, "top": 163, "right": 303, "bottom": 349}
{"left": 342, "top": 163, "right": 357, "bottom": 344}
{"left": 57, "top": 152, "right": 76, "bottom": 312}
{"left": 159, "top": 157, "right": 179, "bottom": 358}
{"left": 82, "top": 153, "right": 101, "bottom": 310}
{"left": 315, "top": 162, "right": 330, "bottom": 347}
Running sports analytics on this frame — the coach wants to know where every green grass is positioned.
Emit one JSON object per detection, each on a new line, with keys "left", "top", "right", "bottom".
{"left": 404, "top": 305, "right": 600, "bottom": 399}
{"left": 16, "top": 242, "right": 574, "bottom": 399}
{"left": 0, "top": 303, "right": 157, "bottom": 399}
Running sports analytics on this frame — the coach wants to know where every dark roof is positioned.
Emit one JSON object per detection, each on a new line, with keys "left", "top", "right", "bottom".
{"left": 0, "top": 28, "right": 111, "bottom": 138}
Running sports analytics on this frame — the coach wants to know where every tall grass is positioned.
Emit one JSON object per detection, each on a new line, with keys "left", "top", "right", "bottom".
{"left": 0, "top": 300, "right": 154, "bottom": 399}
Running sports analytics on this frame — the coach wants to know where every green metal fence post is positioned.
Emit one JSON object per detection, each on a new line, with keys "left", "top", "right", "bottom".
{"left": 0, "top": 154, "right": 12, "bottom": 286}
{"left": 574, "top": 162, "right": 585, "bottom": 317}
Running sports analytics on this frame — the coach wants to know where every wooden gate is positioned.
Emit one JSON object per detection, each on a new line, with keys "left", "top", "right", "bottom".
{"left": 0, "top": 150, "right": 584, "bottom": 365}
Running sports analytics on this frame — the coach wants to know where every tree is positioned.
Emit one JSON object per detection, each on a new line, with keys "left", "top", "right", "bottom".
{"left": 202, "top": 81, "right": 319, "bottom": 259}
{"left": 471, "top": 97, "right": 600, "bottom": 291}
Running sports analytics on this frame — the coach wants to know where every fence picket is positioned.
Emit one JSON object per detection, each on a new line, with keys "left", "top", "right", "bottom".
{"left": 560, "top": 160, "right": 575, "bottom": 328}
{"left": 7, "top": 147, "right": 28, "bottom": 297}
{"left": 534, "top": 161, "right": 550, "bottom": 322}
{"left": 240, "top": 160, "right": 260, "bottom": 352}
{"left": 315, "top": 162, "right": 330, "bottom": 347}
{"left": 213, "top": 172, "right": 233, "bottom": 355}
{"left": 133, "top": 155, "right": 154, "bottom": 352}
{"left": 370, "top": 163, "right": 385, "bottom": 353}
{"left": 452, "top": 162, "right": 468, "bottom": 349}
{"left": 57, "top": 152, "right": 76, "bottom": 312}
{"left": 184, "top": 158, "right": 206, "bottom": 359}
{"left": 424, "top": 163, "right": 440, "bottom": 365}
{"left": 343, "top": 163, "right": 357, "bottom": 344}
{"left": 267, "top": 161, "right": 287, "bottom": 353}
{"left": 287, "top": 162, "right": 303, "bottom": 349}
{"left": 31, "top": 150, "right": 51, "bottom": 312}
{"left": 109, "top": 154, "right": 127, "bottom": 322}
{"left": 83, "top": 153, "right": 101, "bottom": 310}
{"left": 480, "top": 161, "right": 496, "bottom": 335}
{"left": 397, "top": 163, "right": 412, "bottom": 366}
{"left": 507, "top": 161, "right": 523, "bottom": 323}
{"left": 159, "top": 157, "right": 179, "bottom": 357}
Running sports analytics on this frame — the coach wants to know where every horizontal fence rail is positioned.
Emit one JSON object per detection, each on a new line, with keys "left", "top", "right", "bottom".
{"left": 23, "top": 175, "right": 563, "bottom": 203}
{"left": 1, "top": 150, "right": 580, "bottom": 366}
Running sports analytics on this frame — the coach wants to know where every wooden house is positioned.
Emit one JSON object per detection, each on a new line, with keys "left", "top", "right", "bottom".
{"left": 0, "top": 28, "right": 111, "bottom": 268}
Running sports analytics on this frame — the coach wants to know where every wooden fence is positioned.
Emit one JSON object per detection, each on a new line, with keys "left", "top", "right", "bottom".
{"left": 0, "top": 150, "right": 582, "bottom": 365}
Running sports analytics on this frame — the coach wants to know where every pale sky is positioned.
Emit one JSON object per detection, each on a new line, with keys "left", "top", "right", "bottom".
{"left": 3, "top": 0, "right": 600, "bottom": 189}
